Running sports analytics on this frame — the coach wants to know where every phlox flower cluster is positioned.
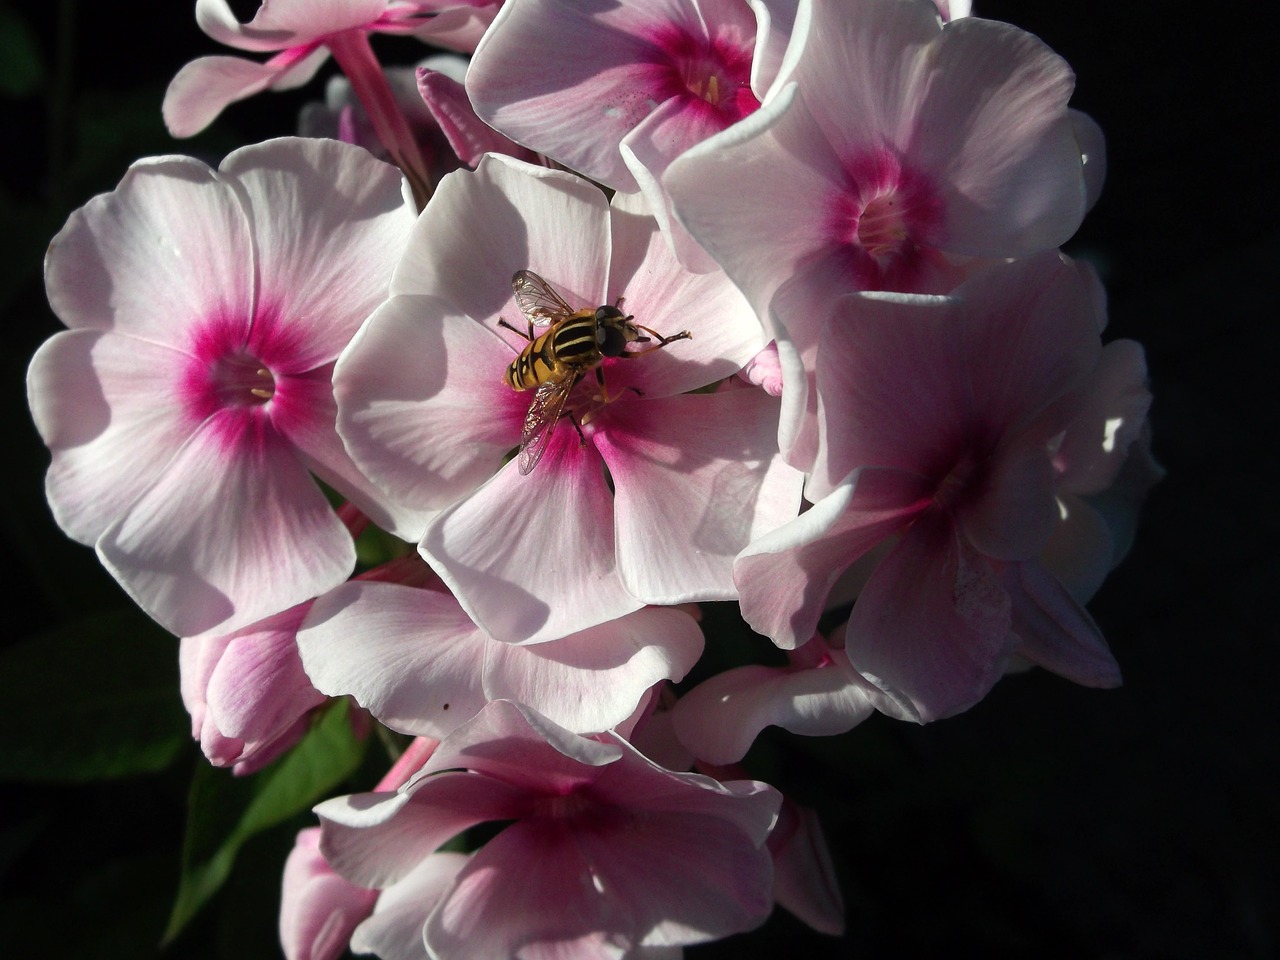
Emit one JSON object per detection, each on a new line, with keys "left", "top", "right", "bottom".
{"left": 27, "top": 0, "right": 1160, "bottom": 957}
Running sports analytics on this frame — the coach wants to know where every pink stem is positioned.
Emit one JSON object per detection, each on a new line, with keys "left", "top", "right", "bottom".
{"left": 375, "top": 736, "right": 440, "bottom": 791}
{"left": 327, "top": 29, "right": 432, "bottom": 209}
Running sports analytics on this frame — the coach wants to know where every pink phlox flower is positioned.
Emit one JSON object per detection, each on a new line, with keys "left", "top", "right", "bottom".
{"left": 665, "top": 0, "right": 1091, "bottom": 465}
{"left": 467, "top": 0, "right": 798, "bottom": 270}
{"left": 296, "top": 572, "right": 706, "bottom": 738}
{"left": 280, "top": 826, "right": 380, "bottom": 960}
{"left": 316, "top": 700, "right": 780, "bottom": 959}
{"left": 181, "top": 599, "right": 327, "bottom": 775}
{"left": 164, "top": 0, "right": 500, "bottom": 137}
{"left": 467, "top": 0, "right": 768, "bottom": 192}
{"left": 333, "top": 154, "right": 804, "bottom": 644}
{"left": 670, "top": 629, "right": 917, "bottom": 766}
{"left": 28, "top": 137, "right": 417, "bottom": 637}
{"left": 298, "top": 56, "right": 469, "bottom": 181}
{"left": 735, "top": 253, "right": 1123, "bottom": 721}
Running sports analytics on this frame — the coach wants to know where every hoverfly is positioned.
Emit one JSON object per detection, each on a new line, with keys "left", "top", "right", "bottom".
{"left": 499, "top": 269, "right": 692, "bottom": 475}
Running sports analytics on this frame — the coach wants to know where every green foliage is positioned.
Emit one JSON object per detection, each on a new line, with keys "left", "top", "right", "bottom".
{"left": 0, "top": 609, "right": 186, "bottom": 781}
{"left": 162, "top": 699, "right": 369, "bottom": 944}
{"left": 0, "top": 4, "right": 44, "bottom": 98}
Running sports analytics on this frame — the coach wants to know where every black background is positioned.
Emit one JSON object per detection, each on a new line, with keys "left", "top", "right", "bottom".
{"left": 0, "top": 1, "right": 1275, "bottom": 957}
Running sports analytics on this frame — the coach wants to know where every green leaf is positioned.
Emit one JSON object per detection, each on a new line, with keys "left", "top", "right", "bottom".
{"left": 0, "top": 609, "right": 186, "bottom": 782}
{"left": 0, "top": 5, "right": 45, "bottom": 98}
{"left": 163, "top": 699, "right": 368, "bottom": 944}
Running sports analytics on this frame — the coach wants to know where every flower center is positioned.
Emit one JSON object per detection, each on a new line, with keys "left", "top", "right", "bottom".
{"left": 825, "top": 148, "right": 944, "bottom": 290}
{"left": 856, "top": 194, "right": 910, "bottom": 258}
{"left": 651, "top": 28, "right": 759, "bottom": 121}
{"left": 210, "top": 352, "right": 276, "bottom": 407}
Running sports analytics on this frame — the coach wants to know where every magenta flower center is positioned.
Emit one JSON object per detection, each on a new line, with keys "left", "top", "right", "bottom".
{"left": 210, "top": 352, "right": 277, "bottom": 407}
{"left": 825, "top": 149, "right": 944, "bottom": 291}
{"left": 180, "top": 313, "right": 291, "bottom": 432}
{"left": 649, "top": 28, "right": 760, "bottom": 121}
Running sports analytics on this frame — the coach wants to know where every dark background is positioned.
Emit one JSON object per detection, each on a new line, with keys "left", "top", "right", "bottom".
{"left": 0, "top": 1, "right": 1274, "bottom": 957}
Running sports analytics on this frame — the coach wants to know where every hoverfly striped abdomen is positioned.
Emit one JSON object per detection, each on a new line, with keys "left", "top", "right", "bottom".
{"left": 497, "top": 270, "right": 691, "bottom": 475}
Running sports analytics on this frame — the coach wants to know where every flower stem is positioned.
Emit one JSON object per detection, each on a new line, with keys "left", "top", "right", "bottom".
{"left": 327, "top": 30, "right": 433, "bottom": 210}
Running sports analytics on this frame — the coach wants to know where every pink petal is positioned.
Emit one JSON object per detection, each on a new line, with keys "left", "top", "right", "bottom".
{"left": 220, "top": 137, "right": 415, "bottom": 372}
{"left": 789, "top": 0, "right": 940, "bottom": 157}
{"left": 748, "top": 0, "right": 802, "bottom": 97}
{"left": 334, "top": 296, "right": 526, "bottom": 514}
{"left": 44, "top": 156, "right": 254, "bottom": 343}
{"left": 665, "top": 82, "right": 842, "bottom": 325}
{"left": 204, "top": 602, "right": 323, "bottom": 742}
{"left": 596, "top": 389, "right": 803, "bottom": 604}
{"left": 195, "top": 0, "right": 387, "bottom": 50}
{"left": 420, "top": 441, "right": 642, "bottom": 645}
{"left": 735, "top": 466, "right": 933, "bottom": 649}
{"left": 1005, "top": 561, "right": 1121, "bottom": 688}
{"left": 1038, "top": 494, "right": 1116, "bottom": 604}
{"left": 420, "top": 700, "right": 623, "bottom": 793}
{"left": 297, "top": 581, "right": 490, "bottom": 738}
{"left": 811, "top": 292, "right": 965, "bottom": 499}
{"left": 417, "top": 66, "right": 538, "bottom": 167}
{"left": 911, "top": 17, "right": 1084, "bottom": 255}
{"left": 349, "top": 853, "right": 468, "bottom": 960}
{"left": 424, "top": 819, "right": 634, "bottom": 960}
{"left": 1071, "top": 109, "right": 1107, "bottom": 214}
{"left": 671, "top": 659, "right": 880, "bottom": 765}
{"left": 484, "top": 606, "right": 705, "bottom": 734}
{"left": 279, "top": 827, "right": 378, "bottom": 960}
{"left": 96, "top": 415, "right": 354, "bottom": 637}
{"left": 1055, "top": 339, "right": 1151, "bottom": 496}
{"left": 426, "top": 763, "right": 777, "bottom": 956}
{"left": 845, "top": 507, "right": 1014, "bottom": 721}
{"left": 953, "top": 254, "right": 1103, "bottom": 447}
{"left": 318, "top": 774, "right": 531, "bottom": 888}
{"left": 768, "top": 800, "right": 845, "bottom": 936}
{"left": 391, "top": 154, "right": 611, "bottom": 318}
{"left": 163, "top": 50, "right": 329, "bottom": 137}
{"left": 620, "top": 97, "right": 738, "bottom": 274}
{"left": 407, "top": 4, "right": 502, "bottom": 53}
{"left": 465, "top": 0, "right": 681, "bottom": 191}
{"left": 962, "top": 438, "right": 1060, "bottom": 562}
{"left": 28, "top": 331, "right": 194, "bottom": 545}
{"left": 279, "top": 362, "right": 430, "bottom": 540}
{"left": 606, "top": 188, "right": 766, "bottom": 397}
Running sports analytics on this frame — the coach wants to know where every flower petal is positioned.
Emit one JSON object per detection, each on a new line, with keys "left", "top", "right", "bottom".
{"left": 844, "top": 507, "right": 1014, "bottom": 721}
{"left": 297, "top": 581, "right": 490, "bottom": 738}
{"left": 597, "top": 390, "right": 803, "bottom": 604}
{"left": 96, "top": 414, "right": 353, "bottom": 637}
{"left": 221, "top": 137, "right": 415, "bottom": 372}
{"left": 734, "top": 465, "right": 932, "bottom": 649}
{"left": 420, "top": 437, "right": 641, "bottom": 645}
{"left": 29, "top": 331, "right": 194, "bottom": 544}
{"left": 349, "top": 853, "right": 469, "bottom": 960}
{"left": 44, "top": 156, "right": 254, "bottom": 342}
{"left": 334, "top": 295, "right": 526, "bottom": 515}
{"left": 483, "top": 606, "right": 705, "bottom": 734}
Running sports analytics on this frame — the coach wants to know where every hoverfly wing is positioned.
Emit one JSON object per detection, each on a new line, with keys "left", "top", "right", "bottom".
{"left": 512, "top": 269, "right": 574, "bottom": 327}
{"left": 518, "top": 373, "right": 577, "bottom": 475}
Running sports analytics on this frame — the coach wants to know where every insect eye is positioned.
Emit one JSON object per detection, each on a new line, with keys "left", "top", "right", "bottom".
{"left": 597, "top": 323, "right": 629, "bottom": 356}
{"left": 595, "top": 306, "right": 625, "bottom": 323}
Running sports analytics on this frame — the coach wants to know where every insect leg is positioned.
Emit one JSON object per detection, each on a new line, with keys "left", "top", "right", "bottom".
{"left": 497, "top": 317, "right": 536, "bottom": 341}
